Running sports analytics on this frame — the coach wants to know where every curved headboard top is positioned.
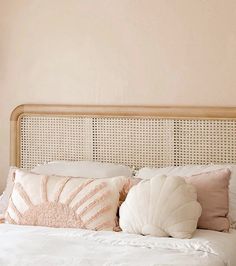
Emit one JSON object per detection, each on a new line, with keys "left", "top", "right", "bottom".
{"left": 11, "top": 104, "right": 236, "bottom": 121}
{"left": 10, "top": 104, "right": 236, "bottom": 169}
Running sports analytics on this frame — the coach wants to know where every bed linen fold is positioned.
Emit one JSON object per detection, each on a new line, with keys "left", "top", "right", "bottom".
{"left": 0, "top": 224, "right": 235, "bottom": 266}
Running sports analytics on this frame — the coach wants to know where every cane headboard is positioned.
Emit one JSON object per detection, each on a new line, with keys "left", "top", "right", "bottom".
{"left": 10, "top": 104, "right": 236, "bottom": 170}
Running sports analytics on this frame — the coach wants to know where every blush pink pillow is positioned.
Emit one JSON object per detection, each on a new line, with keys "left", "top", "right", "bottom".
{"left": 5, "top": 169, "right": 133, "bottom": 231}
{"left": 185, "top": 169, "right": 231, "bottom": 232}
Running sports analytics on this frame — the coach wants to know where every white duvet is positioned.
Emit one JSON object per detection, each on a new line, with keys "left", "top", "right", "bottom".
{"left": 0, "top": 224, "right": 235, "bottom": 266}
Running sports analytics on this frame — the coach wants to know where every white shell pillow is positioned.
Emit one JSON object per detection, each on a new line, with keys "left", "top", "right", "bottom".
{"left": 32, "top": 161, "right": 133, "bottom": 178}
{"left": 119, "top": 175, "right": 202, "bottom": 239}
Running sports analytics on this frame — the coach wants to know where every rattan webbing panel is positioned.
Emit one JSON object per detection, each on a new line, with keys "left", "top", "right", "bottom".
{"left": 175, "top": 120, "right": 236, "bottom": 165}
{"left": 92, "top": 118, "right": 174, "bottom": 167}
{"left": 20, "top": 116, "right": 93, "bottom": 169}
{"left": 19, "top": 114, "right": 236, "bottom": 169}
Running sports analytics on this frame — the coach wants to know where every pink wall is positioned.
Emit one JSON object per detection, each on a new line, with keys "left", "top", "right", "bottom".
{"left": 0, "top": 0, "right": 236, "bottom": 190}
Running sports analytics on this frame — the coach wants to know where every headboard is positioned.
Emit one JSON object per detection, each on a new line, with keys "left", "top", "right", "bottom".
{"left": 10, "top": 104, "right": 236, "bottom": 170}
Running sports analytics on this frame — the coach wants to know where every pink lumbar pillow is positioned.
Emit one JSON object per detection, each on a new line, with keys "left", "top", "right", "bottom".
{"left": 5, "top": 169, "right": 134, "bottom": 231}
{"left": 185, "top": 168, "right": 231, "bottom": 232}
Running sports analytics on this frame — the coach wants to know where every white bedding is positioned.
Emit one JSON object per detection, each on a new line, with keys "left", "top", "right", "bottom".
{"left": 0, "top": 224, "right": 235, "bottom": 266}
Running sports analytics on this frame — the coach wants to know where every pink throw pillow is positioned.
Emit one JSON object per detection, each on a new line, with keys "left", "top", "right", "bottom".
{"left": 6, "top": 169, "right": 134, "bottom": 231}
{"left": 185, "top": 169, "right": 230, "bottom": 232}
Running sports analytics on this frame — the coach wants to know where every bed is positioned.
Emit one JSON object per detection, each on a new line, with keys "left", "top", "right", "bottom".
{"left": 1, "top": 104, "right": 236, "bottom": 266}
{"left": 0, "top": 224, "right": 236, "bottom": 265}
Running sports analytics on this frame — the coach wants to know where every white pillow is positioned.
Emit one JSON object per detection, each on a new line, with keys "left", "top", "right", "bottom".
{"left": 119, "top": 175, "right": 202, "bottom": 239}
{"left": 136, "top": 164, "right": 236, "bottom": 228}
{"left": 137, "top": 164, "right": 233, "bottom": 179}
{"left": 32, "top": 161, "right": 133, "bottom": 178}
{"left": 0, "top": 167, "right": 18, "bottom": 220}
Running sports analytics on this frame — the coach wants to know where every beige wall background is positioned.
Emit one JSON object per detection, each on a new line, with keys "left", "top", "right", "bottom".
{"left": 0, "top": 0, "right": 236, "bottom": 191}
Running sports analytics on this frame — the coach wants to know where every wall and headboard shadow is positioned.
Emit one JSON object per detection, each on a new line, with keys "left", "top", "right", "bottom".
{"left": 1, "top": 1, "right": 236, "bottom": 191}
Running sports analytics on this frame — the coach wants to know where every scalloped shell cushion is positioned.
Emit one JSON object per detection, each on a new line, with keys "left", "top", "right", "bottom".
{"left": 119, "top": 175, "right": 202, "bottom": 239}
{"left": 5, "top": 169, "right": 131, "bottom": 231}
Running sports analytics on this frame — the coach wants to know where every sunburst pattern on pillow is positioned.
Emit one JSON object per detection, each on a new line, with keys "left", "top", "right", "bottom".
{"left": 6, "top": 170, "right": 127, "bottom": 231}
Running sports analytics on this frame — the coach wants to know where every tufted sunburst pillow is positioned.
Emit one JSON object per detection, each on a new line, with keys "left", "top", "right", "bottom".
{"left": 119, "top": 175, "right": 202, "bottom": 239}
{"left": 5, "top": 169, "right": 133, "bottom": 231}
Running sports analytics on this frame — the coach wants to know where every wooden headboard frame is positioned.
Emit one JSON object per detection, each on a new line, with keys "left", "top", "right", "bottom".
{"left": 10, "top": 104, "right": 236, "bottom": 169}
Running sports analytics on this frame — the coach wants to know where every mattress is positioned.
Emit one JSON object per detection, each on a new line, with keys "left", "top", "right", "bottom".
{"left": 0, "top": 224, "right": 235, "bottom": 266}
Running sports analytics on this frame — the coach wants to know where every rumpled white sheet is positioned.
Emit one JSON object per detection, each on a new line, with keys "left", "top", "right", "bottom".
{"left": 0, "top": 224, "right": 235, "bottom": 266}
